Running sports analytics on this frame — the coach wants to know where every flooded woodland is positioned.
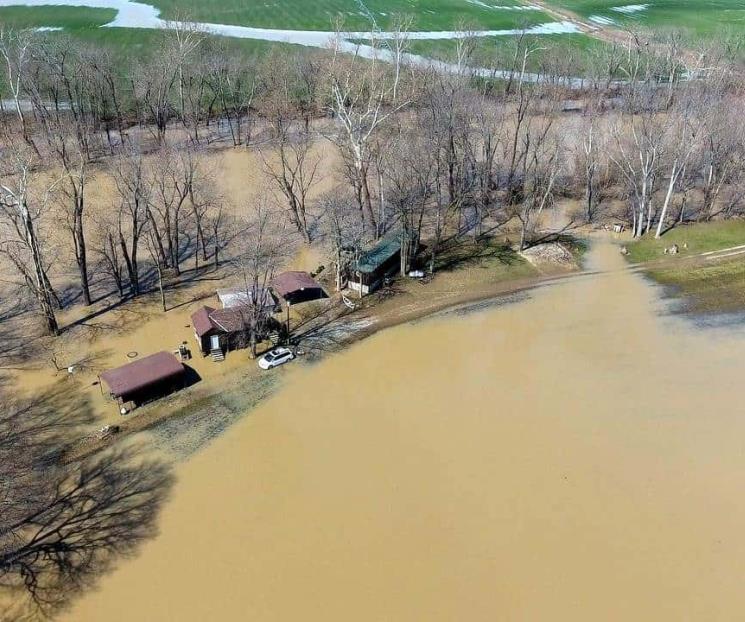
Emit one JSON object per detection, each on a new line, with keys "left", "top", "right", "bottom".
{"left": 60, "top": 236, "right": 745, "bottom": 621}
{"left": 5, "top": 24, "right": 745, "bottom": 621}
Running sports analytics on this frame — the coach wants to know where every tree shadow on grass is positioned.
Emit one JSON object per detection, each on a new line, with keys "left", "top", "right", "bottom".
{"left": 434, "top": 236, "right": 522, "bottom": 274}
{"left": 0, "top": 382, "right": 174, "bottom": 621}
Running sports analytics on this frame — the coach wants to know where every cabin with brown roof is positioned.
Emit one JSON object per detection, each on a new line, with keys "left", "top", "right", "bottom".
{"left": 191, "top": 305, "right": 250, "bottom": 357}
{"left": 100, "top": 351, "right": 185, "bottom": 408}
{"left": 272, "top": 271, "right": 328, "bottom": 305}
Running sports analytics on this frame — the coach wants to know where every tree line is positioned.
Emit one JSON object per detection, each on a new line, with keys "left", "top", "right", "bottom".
{"left": 2, "top": 24, "right": 745, "bottom": 339}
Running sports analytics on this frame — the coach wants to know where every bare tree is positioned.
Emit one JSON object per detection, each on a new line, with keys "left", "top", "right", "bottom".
{"left": 0, "top": 28, "right": 37, "bottom": 152}
{"left": 421, "top": 69, "right": 472, "bottom": 243}
{"left": 237, "top": 196, "right": 286, "bottom": 356}
{"left": 87, "top": 47, "right": 128, "bottom": 151}
{"left": 0, "top": 148, "right": 60, "bottom": 335}
{"left": 133, "top": 28, "right": 202, "bottom": 145}
{"left": 261, "top": 122, "right": 320, "bottom": 242}
{"left": 656, "top": 96, "right": 699, "bottom": 237}
{"left": 574, "top": 105, "right": 606, "bottom": 224}
{"left": 328, "top": 32, "right": 411, "bottom": 236}
{"left": 205, "top": 49, "right": 258, "bottom": 146}
{"left": 697, "top": 95, "right": 745, "bottom": 221}
{"left": 145, "top": 231, "right": 167, "bottom": 312}
{"left": 609, "top": 85, "right": 667, "bottom": 237}
{"left": 320, "top": 189, "right": 363, "bottom": 292}
{"left": 188, "top": 160, "right": 218, "bottom": 274}
{"left": 113, "top": 145, "right": 151, "bottom": 296}
{"left": 207, "top": 202, "right": 226, "bottom": 271}
{"left": 504, "top": 38, "right": 544, "bottom": 204}
{"left": 149, "top": 146, "right": 202, "bottom": 275}
{"left": 512, "top": 119, "right": 563, "bottom": 250}
{"left": 384, "top": 120, "right": 437, "bottom": 274}
{"left": 91, "top": 219, "right": 126, "bottom": 299}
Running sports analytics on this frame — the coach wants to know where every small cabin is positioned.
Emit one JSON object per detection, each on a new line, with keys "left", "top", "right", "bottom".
{"left": 348, "top": 235, "right": 401, "bottom": 296}
{"left": 272, "top": 271, "right": 328, "bottom": 305}
{"left": 191, "top": 305, "right": 282, "bottom": 357}
{"left": 100, "top": 351, "right": 185, "bottom": 409}
{"left": 191, "top": 306, "right": 250, "bottom": 356}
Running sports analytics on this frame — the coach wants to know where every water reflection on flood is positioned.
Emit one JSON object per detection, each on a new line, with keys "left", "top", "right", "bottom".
{"left": 67, "top": 237, "right": 745, "bottom": 621}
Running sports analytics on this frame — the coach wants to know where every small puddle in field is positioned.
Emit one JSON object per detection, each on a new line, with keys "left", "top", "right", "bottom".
{"left": 64, "top": 235, "right": 745, "bottom": 620}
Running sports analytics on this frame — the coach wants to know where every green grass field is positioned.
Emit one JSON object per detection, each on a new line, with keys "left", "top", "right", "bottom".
{"left": 404, "top": 33, "right": 608, "bottom": 69}
{"left": 625, "top": 221, "right": 745, "bottom": 264}
{"left": 0, "top": 6, "right": 116, "bottom": 30}
{"left": 147, "top": 0, "right": 550, "bottom": 31}
{"left": 548, "top": 0, "right": 745, "bottom": 37}
{"left": 626, "top": 221, "right": 745, "bottom": 315}
{"left": 59, "top": 26, "right": 300, "bottom": 58}
{"left": 0, "top": 9, "right": 307, "bottom": 60}
{"left": 0, "top": 0, "right": 552, "bottom": 33}
{"left": 2, "top": 1, "right": 743, "bottom": 70}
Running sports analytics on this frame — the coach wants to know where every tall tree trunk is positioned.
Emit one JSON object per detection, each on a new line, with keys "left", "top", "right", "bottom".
{"left": 20, "top": 200, "right": 59, "bottom": 335}
{"left": 656, "top": 161, "right": 678, "bottom": 239}
{"left": 156, "top": 261, "right": 166, "bottom": 312}
{"left": 73, "top": 210, "right": 91, "bottom": 305}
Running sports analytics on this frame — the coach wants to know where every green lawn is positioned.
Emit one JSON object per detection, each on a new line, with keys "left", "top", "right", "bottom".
{"left": 547, "top": 0, "right": 745, "bottom": 38}
{"left": 0, "top": 0, "right": 553, "bottom": 33}
{"left": 147, "top": 0, "right": 551, "bottom": 31}
{"left": 0, "top": 6, "right": 116, "bottom": 30}
{"left": 624, "top": 221, "right": 745, "bottom": 264}
{"left": 58, "top": 26, "right": 304, "bottom": 58}
{"left": 626, "top": 220, "right": 745, "bottom": 315}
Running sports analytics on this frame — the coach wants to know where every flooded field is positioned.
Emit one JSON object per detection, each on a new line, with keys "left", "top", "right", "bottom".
{"left": 65, "top": 236, "right": 745, "bottom": 620}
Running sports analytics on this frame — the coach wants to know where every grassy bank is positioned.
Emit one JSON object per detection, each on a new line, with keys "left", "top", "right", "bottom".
{"left": 649, "top": 258, "right": 745, "bottom": 316}
{"left": 624, "top": 220, "right": 745, "bottom": 263}
{"left": 625, "top": 220, "right": 745, "bottom": 316}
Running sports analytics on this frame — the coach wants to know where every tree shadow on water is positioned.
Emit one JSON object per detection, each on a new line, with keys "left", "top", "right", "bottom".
{"left": 0, "top": 382, "right": 175, "bottom": 621}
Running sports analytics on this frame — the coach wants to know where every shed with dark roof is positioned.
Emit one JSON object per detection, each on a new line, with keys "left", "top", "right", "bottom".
{"left": 272, "top": 271, "right": 328, "bottom": 305}
{"left": 348, "top": 235, "right": 401, "bottom": 295}
{"left": 100, "top": 351, "right": 185, "bottom": 407}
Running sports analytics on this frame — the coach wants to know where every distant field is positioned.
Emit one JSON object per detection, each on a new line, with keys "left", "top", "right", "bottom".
{"left": 405, "top": 32, "right": 607, "bottom": 67}
{"left": 548, "top": 0, "right": 745, "bottom": 36}
{"left": 147, "top": 0, "right": 551, "bottom": 31}
{"left": 50, "top": 26, "right": 304, "bottom": 60}
{"left": 0, "top": 0, "right": 553, "bottom": 32}
{"left": 0, "top": 8, "right": 300, "bottom": 58}
{"left": 0, "top": 5, "right": 115, "bottom": 29}
{"left": 5, "top": 0, "right": 742, "bottom": 69}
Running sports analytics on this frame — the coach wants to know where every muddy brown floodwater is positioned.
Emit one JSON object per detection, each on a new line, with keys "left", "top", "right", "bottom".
{"left": 65, "top": 237, "right": 745, "bottom": 621}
